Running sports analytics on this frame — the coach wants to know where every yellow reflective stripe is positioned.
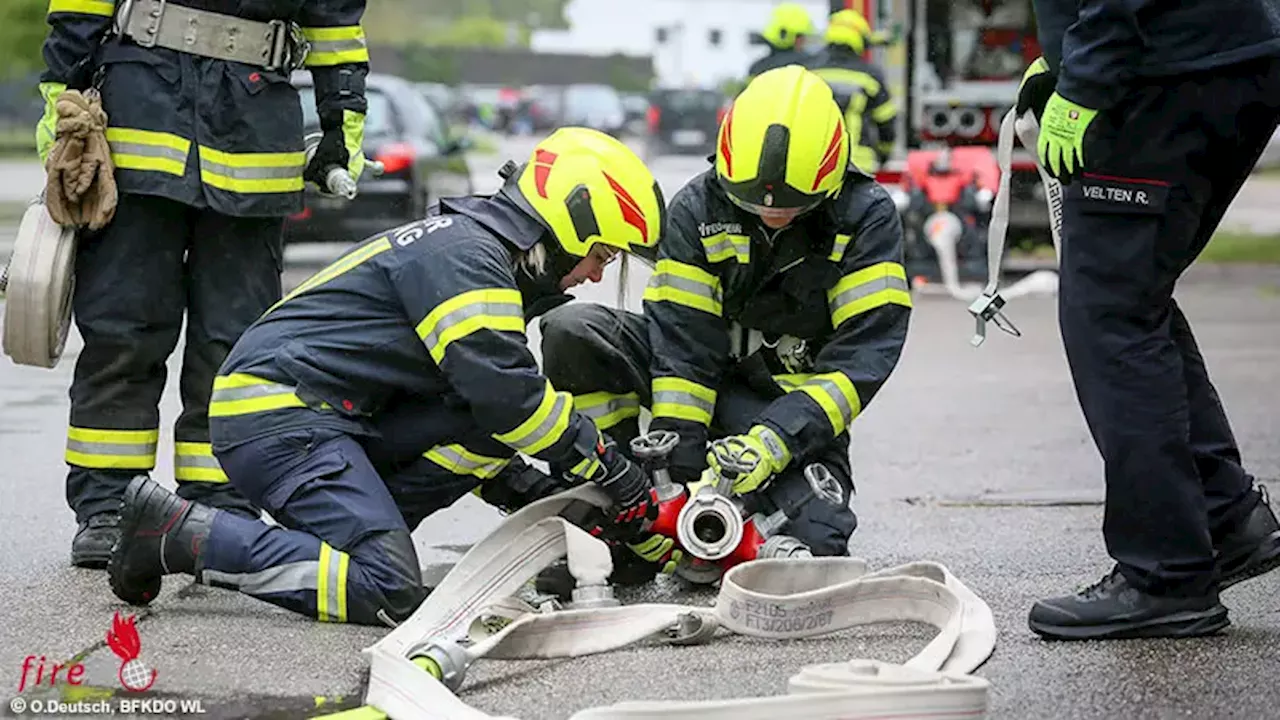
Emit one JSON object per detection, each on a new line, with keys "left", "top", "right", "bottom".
{"left": 271, "top": 237, "right": 393, "bottom": 312}
{"left": 651, "top": 377, "right": 716, "bottom": 425}
{"left": 174, "top": 442, "right": 229, "bottom": 483}
{"left": 493, "top": 381, "right": 572, "bottom": 456}
{"left": 870, "top": 101, "right": 898, "bottom": 123}
{"left": 415, "top": 288, "right": 525, "bottom": 365}
{"left": 66, "top": 427, "right": 158, "bottom": 469}
{"left": 198, "top": 146, "right": 305, "bottom": 194}
{"left": 568, "top": 455, "right": 604, "bottom": 481}
{"left": 794, "top": 371, "right": 862, "bottom": 436}
{"left": 828, "top": 233, "right": 852, "bottom": 262}
{"left": 423, "top": 443, "right": 513, "bottom": 480}
{"left": 48, "top": 0, "right": 115, "bottom": 17}
{"left": 301, "top": 25, "right": 370, "bottom": 66}
{"left": 106, "top": 128, "right": 190, "bottom": 176}
{"left": 643, "top": 259, "right": 723, "bottom": 317}
{"left": 828, "top": 261, "right": 912, "bottom": 328}
{"left": 700, "top": 232, "right": 750, "bottom": 264}
{"left": 317, "top": 542, "right": 350, "bottom": 622}
{"left": 573, "top": 391, "right": 640, "bottom": 431}
{"left": 209, "top": 373, "right": 311, "bottom": 417}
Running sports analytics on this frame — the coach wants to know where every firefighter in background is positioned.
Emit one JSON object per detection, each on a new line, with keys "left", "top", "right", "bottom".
{"left": 747, "top": 3, "right": 817, "bottom": 79}
{"left": 107, "top": 128, "right": 666, "bottom": 626}
{"left": 540, "top": 66, "right": 911, "bottom": 574}
{"left": 37, "top": 0, "right": 371, "bottom": 568}
{"left": 808, "top": 9, "right": 898, "bottom": 173}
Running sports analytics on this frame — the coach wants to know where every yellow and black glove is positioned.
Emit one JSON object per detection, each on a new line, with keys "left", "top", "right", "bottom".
{"left": 1015, "top": 56, "right": 1057, "bottom": 124}
{"left": 304, "top": 109, "right": 367, "bottom": 189}
{"left": 705, "top": 425, "right": 792, "bottom": 495}
{"left": 627, "top": 534, "right": 683, "bottom": 574}
{"left": 36, "top": 82, "right": 66, "bottom": 165}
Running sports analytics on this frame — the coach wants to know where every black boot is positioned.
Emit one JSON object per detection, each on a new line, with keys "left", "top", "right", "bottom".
{"left": 1028, "top": 567, "right": 1229, "bottom": 640}
{"left": 1216, "top": 485, "right": 1280, "bottom": 590}
{"left": 108, "top": 477, "right": 218, "bottom": 606}
{"left": 71, "top": 512, "right": 121, "bottom": 569}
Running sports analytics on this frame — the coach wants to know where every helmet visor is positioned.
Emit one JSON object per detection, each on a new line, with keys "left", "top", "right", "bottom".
{"left": 726, "top": 191, "right": 823, "bottom": 219}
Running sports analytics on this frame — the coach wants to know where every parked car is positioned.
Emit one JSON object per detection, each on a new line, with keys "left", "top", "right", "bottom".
{"left": 646, "top": 88, "right": 727, "bottom": 157}
{"left": 560, "top": 84, "right": 627, "bottom": 136}
{"left": 286, "top": 72, "right": 474, "bottom": 244}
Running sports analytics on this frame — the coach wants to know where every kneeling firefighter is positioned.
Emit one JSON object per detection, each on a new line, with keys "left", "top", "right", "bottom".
{"left": 541, "top": 65, "right": 912, "bottom": 578}
{"left": 107, "top": 128, "right": 667, "bottom": 626}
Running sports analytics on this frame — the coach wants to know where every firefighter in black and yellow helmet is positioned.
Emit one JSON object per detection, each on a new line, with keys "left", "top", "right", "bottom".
{"left": 540, "top": 66, "right": 912, "bottom": 580}
{"left": 807, "top": 9, "right": 899, "bottom": 172}
{"left": 748, "top": 3, "right": 817, "bottom": 78}
{"left": 107, "top": 127, "right": 668, "bottom": 627}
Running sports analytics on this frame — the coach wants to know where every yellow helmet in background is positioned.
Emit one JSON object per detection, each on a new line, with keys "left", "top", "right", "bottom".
{"left": 513, "top": 127, "right": 664, "bottom": 257}
{"left": 715, "top": 65, "right": 849, "bottom": 212}
{"left": 825, "top": 9, "right": 872, "bottom": 53}
{"left": 761, "top": 3, "right": 816, "bottom": 50}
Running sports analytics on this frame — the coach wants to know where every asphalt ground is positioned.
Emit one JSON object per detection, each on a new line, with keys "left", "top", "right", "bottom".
{"left": 1, "top": 136, "right": 1279, "bottom": 720}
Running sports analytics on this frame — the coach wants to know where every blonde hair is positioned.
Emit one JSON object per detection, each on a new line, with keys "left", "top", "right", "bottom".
{"left": 515, "top": 242, "right": 548, "bottom": 277}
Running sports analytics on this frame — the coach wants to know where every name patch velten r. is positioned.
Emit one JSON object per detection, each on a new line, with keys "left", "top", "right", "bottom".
{"left": 1069, "top": 173, "right": 1170, "bottom": 215}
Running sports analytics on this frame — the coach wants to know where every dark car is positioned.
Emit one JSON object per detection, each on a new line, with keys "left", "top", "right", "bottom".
{"left": 646, "top": 88, "right": 727, "bottom": 157}
{"left": 285, "top": 72, "right": 474, "bottom": 244}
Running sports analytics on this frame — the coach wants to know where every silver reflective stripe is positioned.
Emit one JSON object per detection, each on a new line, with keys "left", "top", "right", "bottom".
{"left": 652, "top": 390, "right": 714, "bottom": 417}
{"left": 754, "top": 426, "right": 789, "bottom": 465}
{"left": 510, "top": 392, "right": 569, "bottom": 452}
{"left": 831, "top": 274, "right": 910, "bottom": 310}
{"left": 579, "top": 395, "right": 639, "bottom": 422}
{"left": 426, "top": 445, "right": 511, "bottom": 478}
{"left": 198, "top": 157, "right": 304, "bottom": 180}
{"left": 175, "top": 454, "right": 222, "bottom": 470}
{"left": 211, "top": 381, "right": 298, "bottom": 403}
{"left": 703, "top": 233, "right": 749, "bottom": 260}
{"left": 65, "top": 439, "right": 158, "bottom": 456}
{"left": 310, "top": 37, "right": 366, "bottom": 55}
{"left": 806, "top": 378, "right": 856, "bottom": 427}
{"left": 108, "top": 140, "right": 189, "bottom": 164}
{"left": 650, "top": 272, "right": 719, "bottom": 301}
{"left": 203, "top": 561, "right": 318, "bottom": 596}
{"left": 421, "top": 300, "right": 524, "bottom": 354}
{"left": 323, "top": 549, "right": 342, "bottom": 614}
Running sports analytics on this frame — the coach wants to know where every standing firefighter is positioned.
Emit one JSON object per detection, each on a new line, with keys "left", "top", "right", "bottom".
{"left": 106, "top": 129, "right": 666, "bottom": 626}
{"left": 540, "top": 65, "right": 911, "bottom": 576}
{"left": 747, "top": 3, "right": 816, "bottom": 79}
{"left": 38, "top": 0, "right": 371, "bottom": 568}
{"left": 1020, "top": 0, "right": 1280, "bottom": 639}
{"left": 807, "top": 9, "right": 898, "bottom": 173}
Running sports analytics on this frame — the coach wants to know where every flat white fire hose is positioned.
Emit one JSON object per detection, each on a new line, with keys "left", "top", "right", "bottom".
{"left": 359, "top": 483, "right": 997, "bottom": 720}
{"left": 1, "top": 197, "right": 77, "bottom": 369}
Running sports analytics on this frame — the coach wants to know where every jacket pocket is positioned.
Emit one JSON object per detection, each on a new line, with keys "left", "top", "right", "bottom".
{"left": 277, "top": 341, "right": 382, "bottom": 418}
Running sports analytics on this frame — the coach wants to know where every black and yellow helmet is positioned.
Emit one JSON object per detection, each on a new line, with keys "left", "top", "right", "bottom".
{"left": 510, "top": 127, "right": 664, "bottom": 258}
{"left": 825, "top": 9, "right": 872, "bottom": 53}
{"left": 715, "top": 65, "right": 849, "bottom": 213}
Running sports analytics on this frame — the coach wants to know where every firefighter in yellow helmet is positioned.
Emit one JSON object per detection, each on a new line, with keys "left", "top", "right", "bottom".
{"left": 748, "top": 3, "right": 818, "bottom": 78}
{"left": 807, "top": 9, "right": 899, "bottom": 172}
{"left": 107, "top": 127, "right": 669, "bottom": 626}
{"left": 539, "top": 66, "right": 912, "bottom": 584}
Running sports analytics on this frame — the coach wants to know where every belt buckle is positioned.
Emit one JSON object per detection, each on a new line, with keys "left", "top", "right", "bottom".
{"left": 264, "top": 20, "right": 308, "bottom": 72}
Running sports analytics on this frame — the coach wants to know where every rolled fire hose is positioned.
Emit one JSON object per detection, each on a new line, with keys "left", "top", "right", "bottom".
{"left": 966, "top": 109, "right": 1064, "bottom": 347}
{"left": 1, "top": 196, "right": 78, "bottom": 369}
{"left": 358, "top": 482, "right": 997, "bottom": 720}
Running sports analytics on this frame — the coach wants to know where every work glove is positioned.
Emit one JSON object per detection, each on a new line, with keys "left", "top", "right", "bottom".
{"left": 304, "top": 110, "right": 368, "bottom": 191}
{"left": 44, "top": 88, "right": 118, "bottom": 230}
{"left": 1037, "top": 92, "right": 1098, "bottom": 183}
{"left": 627, "top": 533, "right": 683, "bottom": 574}
{"left": 1015, "top": 56, "right": 1057, "bottom": 124}
{"left": 705, "top": 425, "right": 791, "bottom": 495}
{"left": 565, "top": 431, "right": 658, "bottom": 542}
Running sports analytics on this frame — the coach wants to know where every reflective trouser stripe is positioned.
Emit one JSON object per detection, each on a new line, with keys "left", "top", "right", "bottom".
{"left": 301, "top": 26, "right": 371, "bottom": 66}
{"left": 415, "top": 288, "right": 526, "bottom": 365}
{"left": 316, "top": 542, "right": 350, "bottom": 622}
{"left": 199, "top": 146, "right": 306, "bottom": 194}
{"left": 492, "top": 381, "right": 573, "bottom": 457}
{"left": 423, "top": 444, "right": 513, "bottom": 481}
{"left": 209, "top": 374, "right": 317, "bottom": 417}
{"left": 66, "top": 427, "right": 158, "bottom": 470}
{"left": 651, "top": 377, "right": 716, "bottom": 426}
{"left": 202, "top": 544, "right": 349, "bottom": 623}
{"left": 643, "top": 259, "right": 723, "bottom": 316}
{"left": 573, "top": 391, "right": 640, "bottom": 432}
{"left": 828, "top": 261, "right": 913, "bottom": 328}
{"left": 775, "top": 372, "right": 862, "bottom": 436}
{"left": 174, "top": 442, "right": 229, "bottom": 483}
{"left": 700, "top": 231, "right": 750, "bottom": 264}
{"left": 106, "top": 128, "right": 191, "bottom": 176}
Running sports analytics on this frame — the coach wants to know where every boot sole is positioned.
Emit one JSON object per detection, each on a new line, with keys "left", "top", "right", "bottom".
{"left": 107, "top": 479, "right": 165, "bottom": 606}
{"left": 1220, "top": 530, "right": 1280, "bottom": 591}
{"left": 1030, "top": 605, "right": 1229, "bottom": 641}
{"left": 71, "top": 549, "right": 112, "bottom": 570}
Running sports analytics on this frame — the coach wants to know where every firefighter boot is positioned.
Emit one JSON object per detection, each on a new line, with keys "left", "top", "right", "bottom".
{"left": 71, "top": 512, "right": 121, "bottom": 569}
{"left": 109, "top": 476, "right": 217, "bottom": 606}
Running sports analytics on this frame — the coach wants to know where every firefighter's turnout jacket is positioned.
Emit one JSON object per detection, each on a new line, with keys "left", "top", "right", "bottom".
{"left": 643, "top": 165, "right": 912, "bottom": 477}
{"left": 208, "top": 195, "right": 609, "bottom": 480}
{"left": 807, "top": 47, "right": 898, "bottom": 172}
{"left": 41, "top": 0, "right": 370, "bottom": 217}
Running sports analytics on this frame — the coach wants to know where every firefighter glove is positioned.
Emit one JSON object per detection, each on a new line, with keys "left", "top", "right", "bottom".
{"left": 627, "top": 533, "right": 683, "bottom": 574}
{"left": 594, "top": 450, "right": 658, "bottom": 542}
{"left": 706, "top": 425, "right": 791, "bottom": 495}
{"left": 1038, "top": 92, "right": 1098, "bottom": 183}
{"left": 1015, "top": 56, "right": 1056, "bottom": 123}
{"left": 44, "top": 88, "right": 118, "bottom": 230}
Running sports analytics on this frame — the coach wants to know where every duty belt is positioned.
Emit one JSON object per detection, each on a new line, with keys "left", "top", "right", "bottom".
{"left": 113, "top": 0, "right": 308, "bottom": 72}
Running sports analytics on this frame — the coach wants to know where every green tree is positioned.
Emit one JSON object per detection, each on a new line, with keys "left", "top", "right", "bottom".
{"left": 0, "top": 0, "right": 50, "bottom": 80}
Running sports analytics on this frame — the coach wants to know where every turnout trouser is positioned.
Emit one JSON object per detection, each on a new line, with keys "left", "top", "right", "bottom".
{"left": 1058, "top": 57, "right": 1280, "bottom": 594}
{"left": 67, "top": 193, "right": 284, "bottom": 521}
{"left": 540, "top": 303, "right": 859, "bottom": 557}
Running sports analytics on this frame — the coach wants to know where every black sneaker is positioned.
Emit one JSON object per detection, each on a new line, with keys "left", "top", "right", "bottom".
{"left": 1028, "top": 567, "right": 1229, "bottom": 640}
{"left": 71, "top": 512, "right": 121, "bottom": 569}
{"left": 1216, "top": 485, "right": 1280, "bottom": 590}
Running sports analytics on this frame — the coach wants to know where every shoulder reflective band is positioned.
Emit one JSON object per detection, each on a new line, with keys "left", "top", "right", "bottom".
{"left": 643, "top": 259, "right": 723, "bottom": 317}
{"left": 416, "top": 287, "right": 525, "bottom": 365}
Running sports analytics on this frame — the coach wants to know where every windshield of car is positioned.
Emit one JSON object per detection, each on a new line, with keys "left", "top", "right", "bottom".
{"left": 564, "top": 86, "right": 623, "bottom": 115}
{"left": 653, "top": 91, "right": 722, "bottom": 114}
{"left": 298, "top": 88, "right": 397, "bottom": 137}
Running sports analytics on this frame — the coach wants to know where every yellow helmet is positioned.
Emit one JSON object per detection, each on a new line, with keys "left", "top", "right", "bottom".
{"left": 512, "top": 126, "right": 664, "bottom": 257}
{"left": 761, "top": 3, "right": 816, "bottom": 50}
{"left": 715, "top": 65, "right": 849, "bottom": 212}
{"left": 825, "top": 9, "right": 871, "bottom": 53}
